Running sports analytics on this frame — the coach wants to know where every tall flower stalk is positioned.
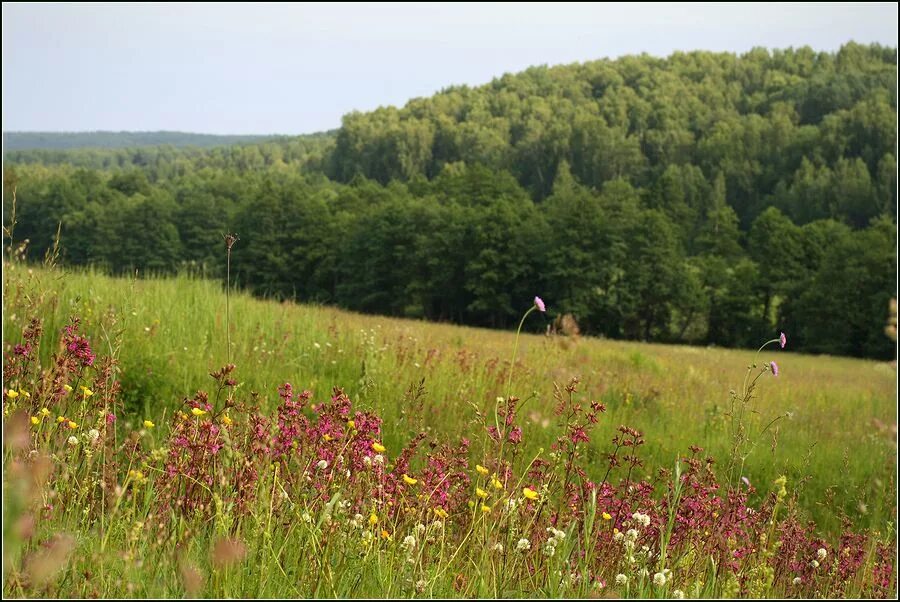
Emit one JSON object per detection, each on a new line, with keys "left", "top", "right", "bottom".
{"left": 497, "top": 297, "right": 546, "bottom": 441}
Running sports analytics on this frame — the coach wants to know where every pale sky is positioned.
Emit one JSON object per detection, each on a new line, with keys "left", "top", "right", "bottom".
{"left": 2, "top": 2, "right": 897, "bottom": 135}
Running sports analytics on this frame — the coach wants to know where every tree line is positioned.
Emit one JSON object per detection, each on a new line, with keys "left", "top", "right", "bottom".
{"left": 3, "top": 43, "right": 897, "bottom": 358}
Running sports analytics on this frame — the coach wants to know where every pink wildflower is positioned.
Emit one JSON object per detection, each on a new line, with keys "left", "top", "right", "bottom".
{"left": 780, "top": 332, "right": 787, "bottom": 349}
{"left": 770, "top": 360, "right": 779, "bottom": 376}
{"left": 534, "top": 296, "right": 546, "bottom": 312}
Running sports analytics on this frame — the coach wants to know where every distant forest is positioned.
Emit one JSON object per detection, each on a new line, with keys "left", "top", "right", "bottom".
{"left": 3, "top": 43, "right": 897, "bottom": 358}
{"left": 2, "top": 131, "right": 289, "bottom": 152}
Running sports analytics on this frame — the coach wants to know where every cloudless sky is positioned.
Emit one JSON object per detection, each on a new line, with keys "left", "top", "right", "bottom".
{"left": 2, "top": 2, "right": 897, "bottom": 135}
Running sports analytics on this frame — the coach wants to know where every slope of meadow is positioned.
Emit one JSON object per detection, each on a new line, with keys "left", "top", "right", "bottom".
{"left": 2, "top": 262, "right": 897, "bottom": 597}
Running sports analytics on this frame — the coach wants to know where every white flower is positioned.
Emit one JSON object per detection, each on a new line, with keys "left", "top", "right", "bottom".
{"left": 363, "top": 456, "right": 372, "bottom": 467}
{"left": 810, "top": 560, "right": 819, "bottom": 569}
{"left": 615, "top": 574, "right": 627, "bottom": 586}
{"left": 402, "top": 535, "right": 416, "bottom": 550}
{"left": 415, "top": 579, "right": 426, "bottom": 593}
{"left": 516, "top": 538, "right": 531, "bottom": 552}
{"left": 67, "top": 436, "right": 79, "bottom": 447}
{"left": 492, "top": 542, "right": 504, "bottom": 553}
{"left": 373, "top": 454, "right": 384, "bottom": 465}
{"left": 673, "top": 589, "right": 684, "bottom": 599}
{"left": 614, "top": 531, "right": 625, "bottom": 542}
{"left": 316, "top": 459, "right": 329, "bottom": 470}
{"left": 86, "top": 428, "right": 100, "bottom": 442}
{"left": 793, "top": 577, "right": 802, "bottom": 585}
{"left": 415, "top": 523, "right": 426, "bottom": 536}
{"left": 301, "top": 512, "right": 312, "bottom": 523}
{"left": 817, "top": 548, "right": 827, "bottom": 561}
{"left": 626, "top": 528, "right": 639, "bottom": 541}
{"left": 542, "top": 541, "right": 557, "bottom": 557}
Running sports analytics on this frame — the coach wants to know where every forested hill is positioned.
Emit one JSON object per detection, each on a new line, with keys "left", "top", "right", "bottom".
{"left": 3, "top": 131, "right": 287, "bottom": 152}
{"left": 3, "top": 43, "right": 897, "bottom": 358}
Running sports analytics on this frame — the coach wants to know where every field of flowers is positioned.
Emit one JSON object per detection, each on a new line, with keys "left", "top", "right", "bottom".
{"left": 2, "top": 261, "right": 896, "bottom": 598}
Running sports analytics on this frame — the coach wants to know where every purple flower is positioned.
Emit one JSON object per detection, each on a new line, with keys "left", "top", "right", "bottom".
{"left": 779, "top": 332, "right": 787, "bottom": 349}
{"left": 534, "top": 296, "right": 546, "bottom": 312}
{"left": 770, "top": 361, "right": 779, "bottom": 377}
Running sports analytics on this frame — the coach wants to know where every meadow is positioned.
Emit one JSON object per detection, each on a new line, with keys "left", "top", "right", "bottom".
{"left": 2, "top": 260, "right": 897, "bottom": 598}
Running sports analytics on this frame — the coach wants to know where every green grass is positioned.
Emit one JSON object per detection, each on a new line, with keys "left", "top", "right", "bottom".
{"left": 4, "top": 263, "right": 896, "bottom": 536}
{"left": 3, "top": 262, "right": 897, "bottom": 598}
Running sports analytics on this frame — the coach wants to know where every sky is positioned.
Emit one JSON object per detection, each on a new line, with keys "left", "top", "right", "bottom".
{"left": 2, "top": 2, "right": 897, "bottom": 135}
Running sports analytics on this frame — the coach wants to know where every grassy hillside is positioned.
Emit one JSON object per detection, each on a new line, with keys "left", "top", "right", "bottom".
{"left": 4, "top": 263, "right": 895, "bottom": 536}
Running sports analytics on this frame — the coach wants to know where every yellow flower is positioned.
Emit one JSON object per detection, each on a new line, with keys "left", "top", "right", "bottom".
{"left": 481, "top": 504, "right": 492, "bottom": 514}
{"left": 6, "top": 390, "right": 18, "bottom": 399}
{"left": 81, "top": 386, "right": 94, "bottom": 397}
{"left": 128, "top": 469, "right": 146, "bottom": 484}
{"left": 369, "top": 513, "right": 378, "bottom": 526}
{"left": 323, "top": 434, "right": 333, "bottom": 442}
{"left": 602, "top": 512, "right": 612, "bottom": 521}
{"left": 613, "top": 528, "right": 619, "bottom": 535}
{"left": 143, "top": 420, "right": 155, "bottom": 429}
{"left": 433, "top": 507, "right": 448, "bottom": 519}
{"left": 190, "top": 408, "right": 206, "bottom": 417}
{"left": 31, "top": 416, "right": 40, "bottom": 425}
{"left": 347, "top": 419, "right": 356, "bottom": 429}
{"left": 57, "top": 416, "right": 67, "bottom": 423}
{"left": 63, "top": 384, "right": 73, "bottom": 393}
{"left": 522, "top": 487, "right": 539, "bottom": 501}
{"left": 476, "top": 487, "right": 489, "bottom": 499}
{"left": 491, "top": 476, "right": 503, "bottom": 490}
{"left": 67, "top": 421, "right": 78, "bottom": 429}
{"left": 403, "top": 474, "right": 418, "bottom": 486}
{"left": 380, "top": 529, "right": 391, "bottom": 540}
{"left": 221, "top": 414, "right": 233, "bottom": 426}
{"left": 372, "top": 442, "right": 386, "bottom": 453}
{"left": 18, "top": 389, "right": 30, "bottom": 398}
{"left": 475, "top": 464, "right": 489, "bottom": 476}
{"left": 40, "top": 408, "right": 51, "bottom": 417}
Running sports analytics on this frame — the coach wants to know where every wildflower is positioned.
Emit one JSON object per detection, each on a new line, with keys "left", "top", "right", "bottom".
{"left": 30, "top": 416, "right": 40, "bottom": 426}
{"left": 221, "top": 414, "right": 233, "bottom": 426}
{"left": 57, "top": 416, "right": 66, "bottom": 423}
{"left": 475, "top": 464, "right": 489, "bottom": 476}
{"left": 81, "top": 386, "right": 94, "bottom": 397}
{"left": 63, "top": 384, "right": 73, "bottom": 393}
{"left": 415, "top": 580, "right": 426, "bottom": 593}
{"left": 323, "top": 434, "right": 333, "bottom": 442}
{"left": 626, "top": 528, "right": 639, "bottom": 541}
{"left": 543, "top": 541, "right": 556, "bottom": 557}
{"left": 87, "top": 429, "right": 100, "bottom": 442}
{"left": 741, "top": 476, "right": 751, "bottom": 488}
{"left": 522, "top": 487, "right": 538, "bottom": 501}
{"left": 534, "top": 296, "right": 546, "bottom": 312}
{"left": 347, "top": 419, "right": 356, "bottom": 429}
{"left": 67, "top": 436, "right": 79, "bottom": 447}
{"left": 770, "top": 360, "right": 779, "bottom": 376}
{"left": 369, "top": 513, "right": 378, "bottom": 526}
{"left": 317, "top": 460, "right": 329, "bottom": 470}
{"left": 40, "top": 408, "right": 50, "bottom": 417}
{"left": 402, "top": 535, "right": 416, "bottom": 550}
{"left": 793, "top": 577, "right": 802, "bottom": 585}
{"left": 301, "top": 512, "right": 312, "bottom": 523}
{"left": 492, "top": 542, "right": 503, "bottom": 553}
{"left": 780, "top": 332, "right": 787, "bottom": 348}
{"left": 817, "top": 548, "right": 827, "bottom": 561}
{"left": 602, "top": 512, "right": 612, "bottom": 521}
{"left": 476, "top": 487, "right": 488, "bottom": 499}
{"left": 516, "top": 538, "right": 531, "bottom": 552}
{"left": 403, "top": 474, "right": 418, "bottom": 486}
{"left": 490, "top": 476, "right": 503, "bottom": 490}
{"left": 6, "top": 390, "right": 18, "bottom": 399}
{"left": 673, "top": 589, "right": 685, "bottom": 599}
{"left": 653, "top": 572, "right": 667, "bottom": 587}
{"left": 380, "top": 529, "right": 391, "bottom": 540}
{"left": 373, "top": 454, "right": 384, "bottom": 465}
{"left": 18, "top": 389, "right": 30, "bottom": 398}
{"left": 191, "top": 407, "right": 206, "bottom": 417}
{"left": 480, "top": 504, "right": 491, "bottom": 514}
{"left": 810, "top": 560, "right": 819, "bottom": 569}
{"left": 106, "top": 413, "right": 116, "bottom": 425}
{"left": 615, "top": 574, "right": 628, "bottom": 586}
{"left": 433, "top": 507, "right": 448, "bottom": 519}
{"left": 67, "top": 421, "right": 78, "bottom": 429}
{"left": 372, "top": 442, "right": 386, "bottom": 453}
{"left": 143, "top": 420, "right": 155, "bottom": 429}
